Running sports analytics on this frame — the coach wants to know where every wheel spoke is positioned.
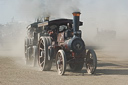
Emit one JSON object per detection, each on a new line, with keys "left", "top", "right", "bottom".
{"left": 40, "top": 61, "right": 44, "bottom": 66}
{"left": 41, "top": 41, "right": 44, "bottom": 45}
{"left": 39, "top": 56, "right": 42, "bottom": 58}
{"left": 39, "top": 41, "right": 45, "bottom": 68}
{"left": 40, "top": 48, "right": 44, "bottom": 51}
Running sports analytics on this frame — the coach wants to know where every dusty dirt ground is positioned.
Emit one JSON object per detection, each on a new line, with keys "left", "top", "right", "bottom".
{"left": 0, "top": 50, "right": 128, "bottom": 85}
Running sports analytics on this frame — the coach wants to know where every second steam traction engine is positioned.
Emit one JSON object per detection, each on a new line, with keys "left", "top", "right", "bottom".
{"left": 24, "top": 12, "right": 97, "bottom": 75}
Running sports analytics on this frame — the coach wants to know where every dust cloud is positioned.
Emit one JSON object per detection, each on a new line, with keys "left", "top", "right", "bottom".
{"left": 0, "top": 22, "right": 27, "bottom": 57}
{"left": 80, "top": 0, "right": 128, "bottom": 59}
{"left": 0, "top": 0, "right": 128, "bottom": 60}
{"left": 0, "top": 0, "right": 81, "bottom": 57}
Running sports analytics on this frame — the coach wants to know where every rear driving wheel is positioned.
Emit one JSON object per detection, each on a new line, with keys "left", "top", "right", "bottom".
{"left": 86, "top": 49, "right": 97, "bottom": 74}
{"left": 26, "top": 47, "right": 33, "bottom": 65}
{"left": 33, "top": 46, "right": 38, "bottom": 67}
{"left": 45, "top": 37, "right": 53, "bottom": 70}
{"left": 38, "top": 37, "right": 52, "bottom": 71}
{"left": 46, "top": 37, "right": 53, "bottom": 61}
{"left": 56, "top": 50, "right": 66, "bottom": 75}
{"left": 38, "top": 37, "right": 47, "bottom": 70}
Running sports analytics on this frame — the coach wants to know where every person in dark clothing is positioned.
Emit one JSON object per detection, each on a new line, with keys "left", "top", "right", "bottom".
{"left": 65, "top": 23, "right": 73, "bottom": 39}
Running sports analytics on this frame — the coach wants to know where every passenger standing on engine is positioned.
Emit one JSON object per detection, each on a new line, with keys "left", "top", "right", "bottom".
{"left": 65, "top": 23, "right": 73, "bottom": 39}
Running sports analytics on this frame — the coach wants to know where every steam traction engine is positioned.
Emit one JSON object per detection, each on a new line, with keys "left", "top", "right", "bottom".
{"left": 24, "top": 12, "right": 97, "bottom": 75}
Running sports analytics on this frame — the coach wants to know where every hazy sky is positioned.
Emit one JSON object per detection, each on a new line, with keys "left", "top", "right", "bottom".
{"left": 80, "top": 0, "right": 128, "bottom": 38}
{"left": 0, "top": 0, "right": 128, "bottom": 23}
{"left": 0, "top": 0, "right": 18, "bottom": 24}
{"left": 0, "top": 0, "right": 128, "bottom": 58}
{"left": 0, "top": 0, "right": 128, "bottom": 38}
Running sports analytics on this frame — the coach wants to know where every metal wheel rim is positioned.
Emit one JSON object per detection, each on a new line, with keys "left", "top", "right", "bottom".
{"left": 39, "top": 39, "right": 45, "bottom": 67}
{"left": 86, "top": 53, "right": 94, "bottom": 73}
{"left": 86, "top": 49, "right": 97, "bottom": 74}
{"left": 57, "top": 52, "right": 64, "bottom": 75}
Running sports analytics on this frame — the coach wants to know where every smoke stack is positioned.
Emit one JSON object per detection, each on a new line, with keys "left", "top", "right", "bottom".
{"left": 44, "top": 17, "right": 49, "bottom": 21}
{"left": 72, "top": 12, "right": 81, "bottom": 32}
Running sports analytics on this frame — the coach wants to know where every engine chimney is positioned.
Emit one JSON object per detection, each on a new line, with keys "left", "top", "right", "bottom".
{"left": 44, "top": 17, "right": 49, "bottom": 21}
{"left": 72, "top": 12, "right": 81, "bottom": 32}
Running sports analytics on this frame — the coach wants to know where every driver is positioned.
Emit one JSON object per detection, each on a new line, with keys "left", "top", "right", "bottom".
{"left": 65, "top": 23, "right": 73, "bottom": 39}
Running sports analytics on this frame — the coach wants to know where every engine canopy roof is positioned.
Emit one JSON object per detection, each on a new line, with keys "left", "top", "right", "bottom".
{"left": 29, "top": 18, "right": 83, "bottom": 28}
